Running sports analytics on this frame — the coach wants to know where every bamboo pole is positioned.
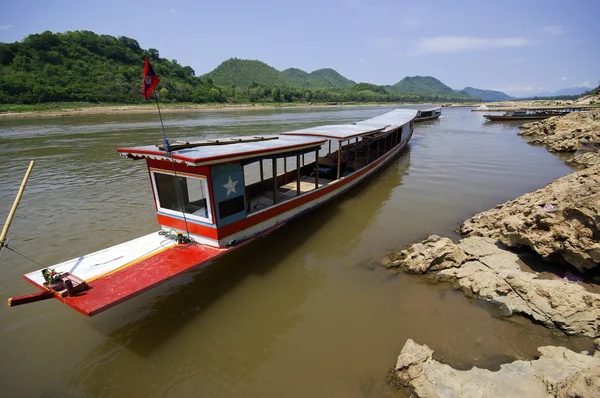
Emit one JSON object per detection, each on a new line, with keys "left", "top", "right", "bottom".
{"left": 1, "top": 161, "right": 35, "bottom": 247}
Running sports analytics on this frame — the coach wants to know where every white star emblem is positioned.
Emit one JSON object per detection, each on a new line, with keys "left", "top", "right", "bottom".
{"left": 223, "top": 175, "right": 238, "bottom": 197}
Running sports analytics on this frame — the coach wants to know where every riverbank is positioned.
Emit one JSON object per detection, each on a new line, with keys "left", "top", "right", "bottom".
{"left": 0, "top": 101, "right": 430, "bottom": 119}
{"left": 382, "top": 110, "right": 600, "bottom": 396}
{"left": 461, "top": 93, "right": 600, "bottom": 111}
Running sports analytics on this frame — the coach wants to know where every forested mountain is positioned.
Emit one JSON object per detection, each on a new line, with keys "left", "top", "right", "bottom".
{"left": 461, "top": 86, "right": 513, "bottom": 101}
{"left": 201, "top": 58, "right": 294, "bottom": 88}
{"left": 306, "top": 69, "right": 355, "bottom": 89}
{"left": 388, "top": 76, "right": 475, "bottom": 101}
{"left": 392, "top": 76, "right": 455, "bottom": 96}
{"left": 283, "top": 67, "right": 356, "bottom": 89}
{"left": 281, "top": 68, "right": 313, "bottom": 87}
{"left": 0, "top": 30, "right": 216, "bottom": 103}
{"left": 0, "top": 31, "right": 481, "bottom": 105}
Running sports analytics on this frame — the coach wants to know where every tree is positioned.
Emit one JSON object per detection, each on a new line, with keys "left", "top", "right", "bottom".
{"left": 148, "top": 48, "right": 160, "bottom": 60}
{"left": 271, "top": 87, "right": 280, "bottom": 102}
{"left": 209, "top": 88, "right": 222, "bottom": 102}
{"left": 159, "top": 87, "right": 169, "bottom": 101}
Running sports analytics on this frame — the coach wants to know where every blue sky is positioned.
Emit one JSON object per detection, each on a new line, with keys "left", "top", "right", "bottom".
{"left": 1, "top": 0, "right": 598, "bottom": 96}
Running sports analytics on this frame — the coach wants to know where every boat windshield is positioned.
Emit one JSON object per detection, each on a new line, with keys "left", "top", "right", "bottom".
{"left": 151, "top": 170, "right": 212, "bottom": 223}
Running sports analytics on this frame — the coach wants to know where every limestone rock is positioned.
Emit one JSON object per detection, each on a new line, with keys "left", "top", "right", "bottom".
{"left": 566, "top": 151, "right": 600, "bottom": 169}
{"left": 387, "top": 237, "right": 600, "bottom": 337}
{"left": 460, "top": 165, "right": 600, "bottom": 272}
{"left": 518, "top": 110, "right": 600, "bottom": 153}
{"left": 390, "top": 340, "right": 600, "bottom": 398}
{"left": 383, "top": 235, "right": 467, "bottom": 274}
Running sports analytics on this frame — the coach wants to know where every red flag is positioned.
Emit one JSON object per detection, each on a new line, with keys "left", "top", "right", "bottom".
{"left": 142, "top": 56, "right": 160, "bottom": 100}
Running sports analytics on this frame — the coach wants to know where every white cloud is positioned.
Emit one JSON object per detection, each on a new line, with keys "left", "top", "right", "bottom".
{"left": 358, "top": 58, "right": 364, "bottom": 63}
{"left": 538, "top": 26, "right": 564, "bottom": 36}
{"left": 0, "top": 24, "right": 12, "bottom": 30}
{"left": 580, "top": 81, "right": 594, "bottom": 88}
{"left": 169, "top": 8, "right": 176, "bottom": 13}
{"left": 561, "top": 76, "right": 567, "bottom": 80}
{"left": 415, "top": 36, "right": 533, "bottom": 54}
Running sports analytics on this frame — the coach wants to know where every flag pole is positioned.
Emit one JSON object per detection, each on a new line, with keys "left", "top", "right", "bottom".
{"left": 153, "top": 91, "right": 170, "bottom": 152}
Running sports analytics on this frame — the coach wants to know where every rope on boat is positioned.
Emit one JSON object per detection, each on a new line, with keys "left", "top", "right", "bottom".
{"left": 153, "top": 90, "right": 191, "bottom": 238}
{"left": 1, "top": 240, "right": 45, "bottom": 268}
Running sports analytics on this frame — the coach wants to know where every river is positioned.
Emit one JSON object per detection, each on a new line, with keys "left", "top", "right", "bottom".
{"left": 0, "top": 106, "right": 589, "bottom": 397}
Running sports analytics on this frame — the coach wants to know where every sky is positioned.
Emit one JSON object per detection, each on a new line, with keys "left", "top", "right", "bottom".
{"left": 1, "top": 0, "right": 599, "bottom": 96}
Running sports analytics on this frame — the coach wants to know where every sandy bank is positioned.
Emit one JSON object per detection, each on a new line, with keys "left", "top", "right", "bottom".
{"left": 389, "top": 338, "right": 600, "bottom": 398}
{"left": 0, "top": 102, "right": 406, "bottom": 119}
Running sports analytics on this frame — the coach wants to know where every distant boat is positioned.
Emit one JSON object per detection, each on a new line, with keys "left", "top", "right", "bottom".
{"left": 415, "top": 107, "right": 441, "bottom": 122}
{"left": 8, "top": 109, "right": 417, "bottom": 316}
{"left": 483, "top": 108, "right": 582, "bottom": 121}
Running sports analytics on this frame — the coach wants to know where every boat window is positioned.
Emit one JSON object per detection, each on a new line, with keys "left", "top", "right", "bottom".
{"left": 152, "top": 170, "right": 212, "bottom": 223}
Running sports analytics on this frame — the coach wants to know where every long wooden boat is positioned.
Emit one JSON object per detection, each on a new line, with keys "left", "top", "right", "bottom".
{"left": 483, "top": 108, "right": 583, "bottom": 121}
{"left": 8, "top": 109, "right": 417, "bottom": 316}
{"left": 414, "top": 106, "right": 441, "bottom": 122}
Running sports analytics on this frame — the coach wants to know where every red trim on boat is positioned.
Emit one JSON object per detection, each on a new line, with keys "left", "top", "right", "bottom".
{"left": 23, "top": 243, "right": 234, "bottom": 316}
{"left": 156, "top": 214, "right": 218, "bottom": 239}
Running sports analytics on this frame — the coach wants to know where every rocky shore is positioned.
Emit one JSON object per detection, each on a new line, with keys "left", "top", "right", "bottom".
{"left": 389, "top": 339, "right": 600, "bottom": 398}
{"left": 383, "top": 107, "right": 600, "bottom": 396}
{"left": 519, "top": 109, "right": 600, "bottom": 153}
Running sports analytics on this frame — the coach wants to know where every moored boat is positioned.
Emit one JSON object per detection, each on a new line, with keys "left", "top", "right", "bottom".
{"left": 483, "top": 108, "right": 583, "bottom": 121}
{"left": 415, "top": 106, "right": 442, "bottom": 122}
{"left": 8, "top": 109, "right": 417, "bottom": 316}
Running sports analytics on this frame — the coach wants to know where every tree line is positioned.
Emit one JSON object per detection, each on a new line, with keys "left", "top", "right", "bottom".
{"left": 0, "top": 30, "right": 472, "bottom": 105}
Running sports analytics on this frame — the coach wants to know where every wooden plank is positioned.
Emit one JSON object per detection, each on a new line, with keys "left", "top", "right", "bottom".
{"left": 8, "top": 290, "right": 54, "bottom": 307}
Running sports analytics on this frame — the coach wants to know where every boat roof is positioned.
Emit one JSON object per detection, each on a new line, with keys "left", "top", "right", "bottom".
{"left": 283, "top": 109, "right": 418, "bottom": 139}
{"left": 418, "top": 106, "right": 441, "bottom": 112}
{"left": 118, "top": 135, "right": 327, "bottom": 167}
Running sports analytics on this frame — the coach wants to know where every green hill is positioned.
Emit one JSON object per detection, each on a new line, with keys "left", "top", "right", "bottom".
{"left": 461, "top": 86, "right": 512, "bottom": 101}
{"left": 348, "top": 83, "right": 388, "bottom": 94}
{"left": 282, "top": 67, "right": 313, "bottom": 87}
{"left": 306, "top": 68, "right": 356, "bottom": 89}
{"left": 202, "top": 58, "right": 294, "bottom": 88}
{"left": 0, "top": 30, "right": 480, "bottom": 106}
{"left": 282, "top": 67, "right": 356, "bottom": 89}
{"left": 392, "top": 76, "right": 457, "bottom": 96}
{"left": 0, "top": 30, "right": 215, "bottom": 104}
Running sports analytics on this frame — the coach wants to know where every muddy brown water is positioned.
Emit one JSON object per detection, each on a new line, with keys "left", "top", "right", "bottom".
{"left": 0, "top": 106, "right": 591, "bottom": 397}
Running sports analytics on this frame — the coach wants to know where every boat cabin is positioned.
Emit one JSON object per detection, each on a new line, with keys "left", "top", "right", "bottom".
{"left": 415, "top": 106, "right": 442, "bottom": 121}
{"left": 117, "top": 109, "right": 416, "bottom": 249}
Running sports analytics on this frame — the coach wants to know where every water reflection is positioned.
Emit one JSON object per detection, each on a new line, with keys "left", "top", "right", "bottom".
{"left": 0, "top": 107, "right": 588, "bottom": 398}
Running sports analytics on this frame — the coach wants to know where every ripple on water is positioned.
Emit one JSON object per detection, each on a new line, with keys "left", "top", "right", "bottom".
{"left": 0, "top": 107, "right": 585, "bottom": 398}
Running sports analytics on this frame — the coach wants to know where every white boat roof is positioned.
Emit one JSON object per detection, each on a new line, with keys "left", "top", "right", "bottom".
{"left": 355, "top": 109, "right": 418, "bottom": 132}
{"left": 283, "top": 124, "right": 386, "bottom": 140}
{"left": 418, "top": 106, "right": 441, "bottom": 112}
{"left": 118, "top": 135, "right": 327, "bottom": 166}
{"left": 284, "top": 109, "right": 418, "bottom": 139}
